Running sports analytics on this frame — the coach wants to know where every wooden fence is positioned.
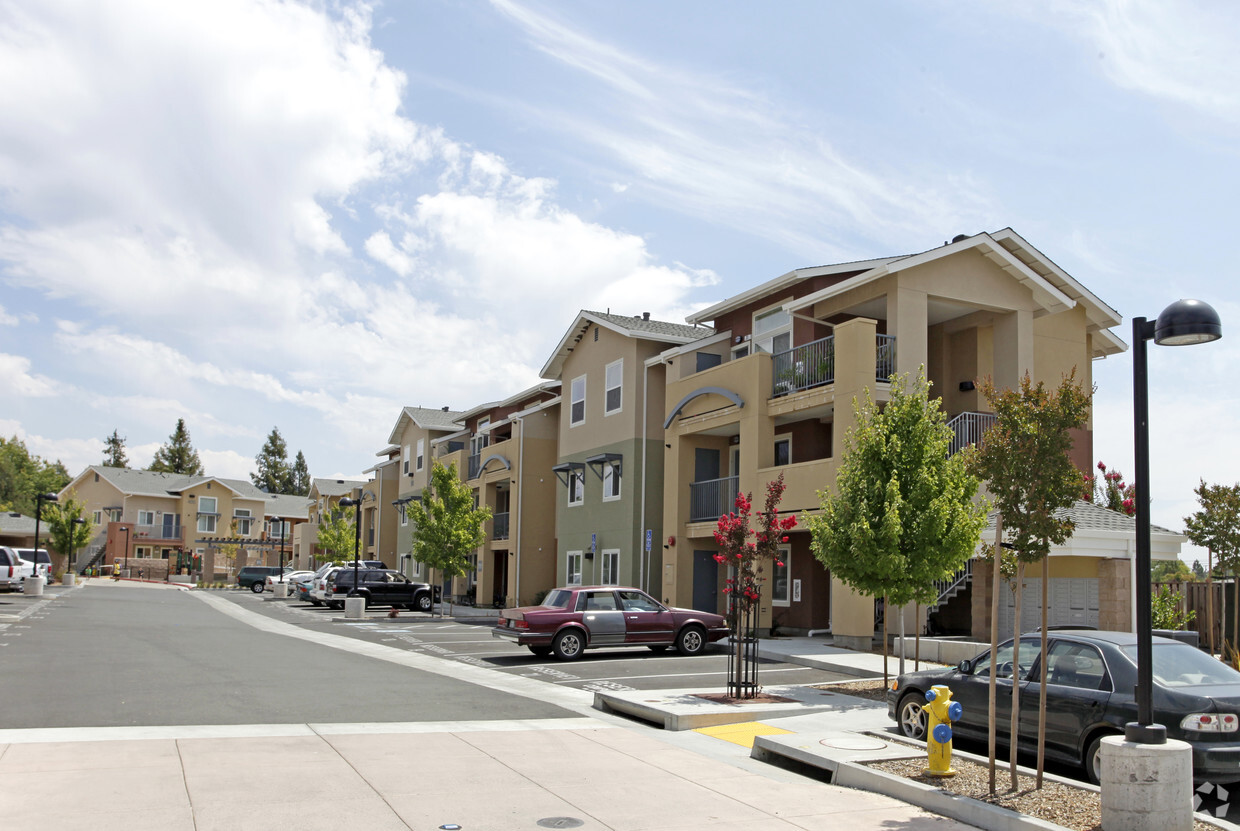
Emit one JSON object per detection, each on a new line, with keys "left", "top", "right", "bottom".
{"left": 1154, "top": 580, "right": 1229, "bottom": 651}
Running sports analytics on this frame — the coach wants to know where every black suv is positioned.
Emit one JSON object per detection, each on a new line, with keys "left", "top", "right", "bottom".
{"left": 326, "top": 568, "right": 438, "bottom": 612}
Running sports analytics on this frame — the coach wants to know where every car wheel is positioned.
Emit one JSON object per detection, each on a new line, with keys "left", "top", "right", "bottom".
{"left": 675, "top": 625, "right": 706, "bottom": 656}
{"left": 310, "top": 599, "right": 322, "bottom": 607}
{"left": 647, "top": 645, "right": 669, "bottom": 653}
{"left": 250, "top": 581, "right": 264, "bottom": 594}
{"left": 415, "top": 593, "right": 433, "bottom": 613}
{"left": 528, "top": 646, "right": 553, "bottom": 657}
{"left": 328, "top": 601, "right": 342, "bottom": 610}
{"left": 553, "top": 629, "right": 585, "bottom": 661}
{"left": 1084, "top": 733, "right": 1116, "bottom": 785}
{"left": 897, "top": 693, "right": 927, "bottom": 740}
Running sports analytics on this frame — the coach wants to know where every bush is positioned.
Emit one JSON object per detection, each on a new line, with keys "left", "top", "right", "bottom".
{"left": 1152, "top": 586, "right": 1197, "bottom": 630}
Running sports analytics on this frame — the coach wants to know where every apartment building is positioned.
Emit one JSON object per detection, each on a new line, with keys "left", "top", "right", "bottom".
{"left": 61, "top": 466, "right": 308, "bottom": 579}
{"left": 656, "top": 229, "right": 1129, "bottom": 649}
{"left": 541, "top": 311, "right": 709, "bottom": 596}
{"left": 385, "top": 406, "right": 464, "bottom": 578}
{"left": 290, "top": 477, "right": 368, "bottom": 569}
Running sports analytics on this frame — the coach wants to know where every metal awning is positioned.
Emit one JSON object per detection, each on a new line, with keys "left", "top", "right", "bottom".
{"left": 584, "top": 453, "right": 622, "bottom": 480}
{"left": 550, "top": 462, "right": 585, "bottom": 488}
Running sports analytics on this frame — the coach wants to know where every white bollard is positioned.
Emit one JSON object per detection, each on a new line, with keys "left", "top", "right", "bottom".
{"left": 23, "top": 574, "right": 44, "bottom": 596}
{"left": 1100, "top": 736, "right": 1193, "bottom": 831}
{"left": 63, "top": 572, "right": 76, "bottom": 586}
{"left": 344, "top": 597, "right": 365, "bottom": 619}
{"left": 272, "top": 582, "right": 289, "bottom": 599}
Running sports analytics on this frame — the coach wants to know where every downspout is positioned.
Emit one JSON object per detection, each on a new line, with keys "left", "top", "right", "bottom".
{"left": 513, "top": 412, "right": 526, "bottom": 607}
{"left": 640, "top": 359, "right": 649, "bottom": 593}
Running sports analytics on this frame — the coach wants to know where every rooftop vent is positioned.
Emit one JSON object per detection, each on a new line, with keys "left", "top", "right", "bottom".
{"left": 642, "top": 312, "right": 651, "bottom": 320}
{"left": 951, "top": 233, "right": 970, "bottom": 244}
{"left": 442, "top": 406, "right": 449, "bottom": 412}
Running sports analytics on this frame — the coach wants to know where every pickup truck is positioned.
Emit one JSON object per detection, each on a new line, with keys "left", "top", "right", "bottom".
{"left": 325, "top": 568, "right": 438, "bottom": 612}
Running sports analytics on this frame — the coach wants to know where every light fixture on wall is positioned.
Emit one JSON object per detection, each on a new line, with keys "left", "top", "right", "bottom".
{"left": 959, "top": 381, "right": 976, "bottom": 392}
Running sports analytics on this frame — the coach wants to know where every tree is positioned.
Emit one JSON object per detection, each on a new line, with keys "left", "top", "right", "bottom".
{"left": 1184, "top": 481, "right": 1240, "bottom": 661}
{"left": 407, "top": 461, "right": 491, "bottom": 616}
{"left": 1152, "top": 586, "right": 1196, "bottom": 631}
{"left": 291, "top": 451, "right": 311, "bottom": 497}
{"left": 1081, "top": 460, "right": 1135, "bottom": 516}
{"left": 316, "top": 508, "right": 357, "bottom": 566}
{"left": 102, "top": 429, "right": 129, "bottom": 468}
{"left": 1192, "top": 560, "right": 1206, "bottom": 580}
{"left": 44, "top": 492, "right": 96, "bottom": 577}
{"left": 968, "top": 370, "right": 1091, "bottom": 792}
{"left": 809, "top": 370, "right": 988, "bottom": 685}
{"left": 148, "top": 419, "right": 204, "bottom": 475}
{"left": 0, "top": 436, "right": 71, "bottom": 516}
{"left": 252, "top": 427, "right": 293, "bottom": 494}
{"left": 1150, "top": 559, "right": 1193, "bottom": 583}
{"left": 712, "top": 473, "right": 798, "bottom": 697}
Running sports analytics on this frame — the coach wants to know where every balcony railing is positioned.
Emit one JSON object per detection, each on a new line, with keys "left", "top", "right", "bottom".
{"left": 135, "top": 521, "right": 182, "bottom": 541}
{"left": 492, "top": 511, "right": 510, "bottom": 540}
{"left": 771, "top": 334, "right": 898, "bottom": 398}
{"left": 947, "top": 411, "right": 998, "bottom": 456}
{"left": 468, "top": 453, "right": 481, "bottom": 479}
{"left": 689, "top": 475, "right": 740, "bottom": 523}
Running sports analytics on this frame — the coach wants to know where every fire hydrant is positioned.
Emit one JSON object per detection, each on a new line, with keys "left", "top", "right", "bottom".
{"left": 923, "top": 684, "right": 963, "bottom": 777}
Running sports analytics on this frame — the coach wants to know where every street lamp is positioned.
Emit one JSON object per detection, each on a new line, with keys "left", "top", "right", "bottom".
{"left": 28, "top": 492, "right": 57, "bottom": 591}
{"left": 119, "top": 525, "right": 131, "bottom": 578}
{"left": 71, "top": 517, "right": 85, "bottom": 577}
{"left": 267, "top": 515, "right": 288, "bottom": 581}
{"left": 1128, "top": 298, "right": 1222, "bottom": 744}
{"left": 338, "top": 491, "right": 372, "bottom": 599}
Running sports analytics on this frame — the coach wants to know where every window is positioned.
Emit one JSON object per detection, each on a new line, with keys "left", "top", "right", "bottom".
{"left": 197, "top": 496, "right": 218, "bottom": 534}
{"left": 604, "top": 359, "right": 622, "bottom": 415}
{"left": 93, "top": 511, "right": 102, "bottom": 525}
{"left": 601, "top": 549, "right": 620, "bottom": 585}
{"left": 774, "top": 437, "right": 791, "bottom": 467}
{"left": 137, "top": 510, "right": 155, "bottom": 526}
{"left": 198, "top": 514, "right": 217, "bottom": 534}
{"left": 235, "top": 508, "right": 253, "bottom": 537}
{"left": 416, "top": 438, "right": 424, "bottom": 472}
{"left": 403, "top": 444, "right": 410, "bottom": 475}
{"left": 772, "top": 546, "right": 790, "bottom": 606}
{"left": 566, "top": 551, "right": 583, "bottom": 585}
{"left": 1046, "top": 641, "right": 1110, "bottom": 691}
{"left": 618, "top": 590, "right": 662, "bottom": 612}
{"left": 568, "top": 468, "right": 584, "bottom": 506}
{"left": 602, "top": 461, "right": 621, "bottom": 501}
{"left": 753, "top": 307, "right": 791, "bottom": 355}
{"left": 570, "top": 375, "right": 586, "bottom": 426}
{"left": 400, "top": 504, "right": 408, "bottom": 527}
{"left": 200, "top": 496, "right": 217, "bottom": 513}
{"left": 974, "top": 638, "right": 1041, "bottom": 681}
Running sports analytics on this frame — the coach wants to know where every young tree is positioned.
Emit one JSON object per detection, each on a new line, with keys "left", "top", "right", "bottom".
{"left": 252, "top": 427, "right": 293, "bottom": 494}
{"left": 1184, "top": 481, "right": 1240, "bottom": 661}
{"left": 407, "top": 461, "right": 491, "bottom": 617}
{"left": 316, "top": 508, "right": 357, "bottom": 566}
{"left": 148, "top": 419, "right": 204, "bottom": 475}
{"left": 44, "top": 493, "right": 96, "bottom": 577}
{"left": 291, "top": 451, "right": 311, "bottom": 497}
{"left": 102, "top": 429, "right": 129, "bottom": 468}
{"left": 809, "top": 370, "right": 988, "bottom": 686}
{"left": 0, "top": 435, "right": 71, "bottom": 515}
{"left": 968, "top": 370, "right": 1091, "bottom": 791}
{"left": 712, "top": 473, "right": 798, "bottom": 698}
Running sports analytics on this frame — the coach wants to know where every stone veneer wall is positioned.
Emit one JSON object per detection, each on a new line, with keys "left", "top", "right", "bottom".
{"left": 1097, "top": 558, "right": 1131, "bottom": 632}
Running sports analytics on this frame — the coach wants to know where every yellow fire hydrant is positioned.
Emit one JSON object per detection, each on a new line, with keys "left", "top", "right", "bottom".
{"left": 923, "top": 684, "right": 963, "bottom": 777}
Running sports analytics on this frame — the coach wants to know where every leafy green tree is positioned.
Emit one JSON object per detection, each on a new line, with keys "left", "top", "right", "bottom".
{"left": 316, "top": 507, "right": 357, "bottom": 566}
{"left": 44, "top": 492, "right": 96, "bottom": 577}
{"left": 407, "top": 461, "right": 491, "bottom": 616}
{"left": 148, "top": 419, "right": 204, "bottom": 475}
{"left": 1185, "top": 481, "right": 1240, "bottom": 661}
{"left": 1192, "top": 560, "right": 1206, "bottom": 580}
{"left": 291, "top": 451, "right": 311, "bottom": 496}
{"left": 252, "top": 427, "right": 293, "bottom": 494}
{"left": 102, "top": 429, "right": 129, "bottom": 468}
{"left": 809, "top": 370, "right": 988, "bottom": 685}
{"left": 1151, "top": 559, "right": 1193, "bottom": 583}
{"left": 0, "top": 436, "right": 71, "bottom": 515}
{"left": 968, "top": 370, "right": 1091, "bottom": 792}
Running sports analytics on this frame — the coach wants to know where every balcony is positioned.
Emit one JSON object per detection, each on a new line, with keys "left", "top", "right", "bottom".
{"left": 947, "top": 411, "right": 998, "bottom": 456}
{"left": 771, "top": 334, "right": 897, "bottom": 398}
{"left": 135, "top": 521, "right": 182, "bottom": 542}
{"left": 689, "top": 475, "right": 739, "bottom": 523}
{"left": 492, "top": 511, "right": 510, "bottom": 540}
{"left": 468, "top": 453, "right": 481, "bottom": 479}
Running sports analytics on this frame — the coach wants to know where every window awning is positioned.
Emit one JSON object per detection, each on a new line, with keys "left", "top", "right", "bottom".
{"left": 550, "top": 462, "right": 585, "bottom": 488}
{"left": 584, "top": 453, "right": 622, "bottom": 480}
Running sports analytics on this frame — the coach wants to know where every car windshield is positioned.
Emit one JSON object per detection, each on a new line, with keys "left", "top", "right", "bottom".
{"left": 1120, "top": 643, "right": 1240, "bottom": 687}
{"left": 542, "top": 589, "right": 574, "bottom": 609}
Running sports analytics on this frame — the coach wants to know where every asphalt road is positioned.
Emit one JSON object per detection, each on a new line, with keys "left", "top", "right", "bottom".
{"left": 0, "top": 584, "right": 578, "bottom": 729}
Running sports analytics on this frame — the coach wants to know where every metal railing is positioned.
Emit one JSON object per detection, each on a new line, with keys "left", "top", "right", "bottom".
{"left": 876, "top": 334, "right": 896, "bottom": 381}
{"left": 929, "top": 559, "right": 974, "bottom": 613}
{"left": 135, "top": 521, "right": 182, "bottom": 541}
{"left": 467, "top": 453, "right": 481, "bottom": 479}
{"left": 492, "top": 511, "right": 510, "bottom": 540}
{"left": 770, "top": 334, "right": 899, "bottom": 397}
{"left": 947, "top": 411, "right": 998, "bottom": 456}
{"left": 689, "top": 475, "right": 740, "bottom": 523}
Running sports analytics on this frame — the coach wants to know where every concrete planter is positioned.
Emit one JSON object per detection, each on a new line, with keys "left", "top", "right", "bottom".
{"left": 23, "top": 575, "right": 44, "bottom": 596}
{"left": 62, "top": 573, "right": 76, "bottom": 587}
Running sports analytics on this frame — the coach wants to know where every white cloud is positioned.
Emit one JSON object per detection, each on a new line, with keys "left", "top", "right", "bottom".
{"left": 0, "top": 304, "right": 17, "bottom": 325}
{"left": 0, "top": 352, "right": 59, "bottom": 397}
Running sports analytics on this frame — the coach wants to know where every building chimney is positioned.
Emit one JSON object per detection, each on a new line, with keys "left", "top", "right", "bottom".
{"left": 642, "top": 311, "right": 651, "bottom": 321}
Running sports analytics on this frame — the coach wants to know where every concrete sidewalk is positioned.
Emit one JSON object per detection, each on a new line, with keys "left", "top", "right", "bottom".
{"left": 0, "top": 721, "right": 977, "bottom": 831}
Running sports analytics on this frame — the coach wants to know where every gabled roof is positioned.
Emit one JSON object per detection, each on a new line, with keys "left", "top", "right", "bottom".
{"left": 456, "top": 381, "right": 560, "bottom": 423}
{"left": 541, "top": 310, "right": 712, "bottom": 379}
{"left": 61, "top": 466, "right": 311, "bottom": 513}
{"left": 311, "top": 478, "right": 369, "bottom": 498}
{"left": 984, "top": 501, "right": 1183, "bottom": 539}
{"left": 385, "top": 406, "right": 464, "bottom": 445}
{"left": 0, "top": 512, "right": 36, "bottom": 535}
{"left": 265, "top": 493, "right": 311, "bottom": 520}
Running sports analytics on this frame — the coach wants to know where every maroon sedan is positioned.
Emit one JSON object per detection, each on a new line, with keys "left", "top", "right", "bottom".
{"left": 493, "top": 585, "right": 729, "bottom": 660}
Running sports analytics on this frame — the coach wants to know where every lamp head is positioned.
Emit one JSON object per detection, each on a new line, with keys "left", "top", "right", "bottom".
{"left": 339, "top": 496, "right": 355, "bottom": 508}
{"left": 38, "top": 492, "right": 58, "bottom": 502}
{"left": 1154, "top": 299, "right": 1222, "bottom": 346}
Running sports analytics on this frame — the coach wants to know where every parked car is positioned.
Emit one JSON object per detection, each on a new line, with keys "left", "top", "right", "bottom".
{"left": 325, "top": 568, "right": 437, "bottom": 611}
{"left": 888, "top": 629, "right": 1240, "bottom": 785}
{"left": 265, "top": 570, "right": 314, "bottom": 591}
{"left": 236, "top": 566, "right": 291, "bottom": 593}
{"left": 15, "top": 548, "right": 53, "bottom": 582}
{"left": 492, "top": 585, "right": 729, "bottom": 661}
{"left": 0, "top": 546, "right": 34, "bottom": 592}
{"left": 308, "top": 562, "right": 384, "bottom": 606}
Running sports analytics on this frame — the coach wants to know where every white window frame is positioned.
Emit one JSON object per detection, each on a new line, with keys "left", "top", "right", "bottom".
{"left": 774, "top": 436, "right": 792, "bottom": 467}
{"left": 772, "top": 545, "right": 791, "bottom": 607}
{"left": 93, "top": 510, "right": 102, "bottom": 525}
{"left": 197, "top": 514, "right": 217, "bottom": 534}
{"left": 568, "top": 468, "right": 585, "bottom": 507}
{"left": 137, "top": 510, "right": 155, "bottom": 526}
{"left": 570, "top": 375, "right": 586, "bottom": 426}
{"left": 199, "top": 496, "right": 217, "bottom": 514}
{"left": 197, "top": 496, "right": 218, "bottom": 534}
{"left": 416, "top": 438, "right": 425, "bottom": 472}
{"left": 604, "top": 359, "right": 623, "bottom": 416}
{"left": 600, "top": 549, "right": 620, "bottom": 585}
{"left": 602, "top": 461, "right": 621, "bottom": 502}
{"left": 566, "top": 551, "right": 583, "bottom": 586}
{"left": 403, "top": 444, "right": 410, "bottom": 475}
{"left": 400, "top": 504, "right": 409, "bottom": 527}
{"left": 753, "top": 306, "right": 792, "bottom": 356}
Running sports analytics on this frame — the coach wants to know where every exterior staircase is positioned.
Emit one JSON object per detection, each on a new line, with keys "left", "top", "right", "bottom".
{"left": 928, "top": 560, "right": 974, "bottom": 615}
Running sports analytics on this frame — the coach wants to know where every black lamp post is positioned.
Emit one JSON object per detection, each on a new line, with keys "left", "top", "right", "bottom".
{"left": 338, "top": 492, "right": 370, "bottom": 598}
{"left": 31, "top": 492, "right": 58, "bottom": 584}
{"left": 1127, "top": 298, "right": 1222, "bottom": 745}
{"left": 267, "top": 516, "right": 288, "bottom": 581}
{"left": 71, "top": 517, "right": 85, "bottom": 576}
{"left": 119, "top": 525, "right": 130, "bottom": 578}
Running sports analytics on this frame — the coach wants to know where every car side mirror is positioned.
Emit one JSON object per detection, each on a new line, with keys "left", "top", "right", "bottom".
{"left": 958, "top": 659, "right": 973, "bottom": 674}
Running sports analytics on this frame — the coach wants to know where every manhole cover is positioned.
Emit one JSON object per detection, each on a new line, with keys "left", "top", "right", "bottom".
{"left": 537, "top": 818, "right": 585, "bottom": 829}
{"left": 820, "top": 736, "right": 888, "bottom": 751}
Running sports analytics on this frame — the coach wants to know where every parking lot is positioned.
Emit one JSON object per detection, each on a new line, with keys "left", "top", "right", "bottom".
{"left": 225, "top": 588, "right": 857, "bottom": 694}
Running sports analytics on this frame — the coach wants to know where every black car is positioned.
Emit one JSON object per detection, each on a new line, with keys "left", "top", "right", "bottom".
{"left": 888, "top": 629, "right": 1240, "bottom": 785}
{"left": 326, "top": 568, "right": 438, "bottom": 612}
{"left": 236, "top": 566, "right": 290, "bottom": 593}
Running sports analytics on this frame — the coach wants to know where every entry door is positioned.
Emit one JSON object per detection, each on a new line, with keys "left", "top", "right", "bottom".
{"left": 492, "top": 550, "right": 507, "bottom": 605}
{"left": 693, "top": 550, "right": 719, "bottom": 613}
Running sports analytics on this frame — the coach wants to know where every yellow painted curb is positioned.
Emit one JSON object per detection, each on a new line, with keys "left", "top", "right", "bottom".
{"left": 694, "top": 721, "right": 793, "bottom": 748}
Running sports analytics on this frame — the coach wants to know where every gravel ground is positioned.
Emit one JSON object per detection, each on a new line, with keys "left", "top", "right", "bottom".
{"left": 822, "top": 679, "right": 1220, "bottom": 831}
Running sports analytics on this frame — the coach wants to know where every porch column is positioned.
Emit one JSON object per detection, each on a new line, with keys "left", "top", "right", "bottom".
{"left": 993, "top": 309, "right": 1033, "bottom": 391}
{"left": 888, "top": 283, "right": 928, "bottom": 377}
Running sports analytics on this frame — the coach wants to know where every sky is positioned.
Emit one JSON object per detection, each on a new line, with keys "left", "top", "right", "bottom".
{"left": 1, "top": 0, "right": 1236, "bottom": 562}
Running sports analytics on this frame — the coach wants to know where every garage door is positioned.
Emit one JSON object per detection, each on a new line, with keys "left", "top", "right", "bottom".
{"left": 998, "top": 577, "right": 1099, "bottom": 634}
